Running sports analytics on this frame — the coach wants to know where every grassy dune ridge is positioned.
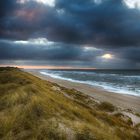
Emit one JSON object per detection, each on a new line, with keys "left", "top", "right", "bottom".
{"left": 0, "top": 67, "right": 140, "bottom": 140}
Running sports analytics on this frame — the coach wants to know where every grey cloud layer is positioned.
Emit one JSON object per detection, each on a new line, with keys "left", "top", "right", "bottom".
{"left": 0, "top": 39, "right": 139, "bottom": 68}
{"left": 0, "top": 40, "right": 102, "bottom": 61}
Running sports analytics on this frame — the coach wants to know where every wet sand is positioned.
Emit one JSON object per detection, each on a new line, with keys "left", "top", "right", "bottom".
{"left": 26, "top": 69, "right": 140, "bottom": 113}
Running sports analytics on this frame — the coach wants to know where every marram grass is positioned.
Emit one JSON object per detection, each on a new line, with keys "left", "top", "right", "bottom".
{"left": 0, "top": 67, "right": 140, "bottom": 140}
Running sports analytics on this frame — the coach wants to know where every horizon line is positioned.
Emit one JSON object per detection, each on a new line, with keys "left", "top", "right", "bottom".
{"left": 0, "top": 65, "right": 140, "bottom": 70}
{"left": 0, "top": 65, "right": 97, "bottom": 70}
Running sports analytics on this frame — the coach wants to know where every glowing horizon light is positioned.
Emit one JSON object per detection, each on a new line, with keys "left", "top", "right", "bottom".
{"left": 0, "top": 65, "right": 96, "bottom": 70}
{"left": 101, "top": 54, "right": 113, "bottom": 59}
{"left": 124, "top": 0, "right": 140, "bottom": 9}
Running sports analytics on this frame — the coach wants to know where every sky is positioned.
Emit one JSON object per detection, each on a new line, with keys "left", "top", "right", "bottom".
{"left": 0, "top": 0, "right": 140, "bottom": 69}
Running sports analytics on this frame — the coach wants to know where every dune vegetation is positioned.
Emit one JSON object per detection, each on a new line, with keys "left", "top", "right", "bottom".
{"left": 0, "top": 67, "right": 140, "bottom": 140}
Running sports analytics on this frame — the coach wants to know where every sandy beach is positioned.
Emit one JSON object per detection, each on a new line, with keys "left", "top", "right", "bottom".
{"left": 26, "top": 69, "right": 140, "bottom": 113}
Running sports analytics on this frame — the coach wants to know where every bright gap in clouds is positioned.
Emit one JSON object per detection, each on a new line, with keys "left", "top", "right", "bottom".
{"left": 17, "top": 0, "right": 55, "bottom": 7}
{"left": 124, "top": 0, "right": 140, "bottom": 9}
{"left": 36, "top": 0, "right": 55, "bottom": 7}
{"left": 94, "top": 0, "right": 102, "bottom": 4}
{"left": 102, "top": 54, "right": 113, "bottom": 59}
{"left": 14, "top": 38, "right": 54, "bottom": 45}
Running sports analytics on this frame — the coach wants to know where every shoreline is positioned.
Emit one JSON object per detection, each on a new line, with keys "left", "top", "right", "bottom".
{"left": 26, "top": 69, "right": 140, "bottom": 113}
{"left": 40, "top": 71, "right": 140, "bottom": 97}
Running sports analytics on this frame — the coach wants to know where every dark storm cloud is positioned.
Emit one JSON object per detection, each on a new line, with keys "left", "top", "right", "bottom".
{"left": 0, "top": 0, "right": 16, "bottom": 17}
{"left": 54, "top": 0, "right": 140, "bottom": 46}
{"left": 1, "top": 0, "right": 140, "bottom": 47}
{"left": 112, "top": 47, "right": 140, "bottom": 62}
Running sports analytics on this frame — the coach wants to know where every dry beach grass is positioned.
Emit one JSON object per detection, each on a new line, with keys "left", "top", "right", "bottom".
{"left": 0, "top": 67, "right": 140, "bottom": 140}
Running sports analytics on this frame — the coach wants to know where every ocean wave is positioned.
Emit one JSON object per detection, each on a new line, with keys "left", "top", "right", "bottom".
{"left": 40, "top": 71, "right": 140, "bottom": 97}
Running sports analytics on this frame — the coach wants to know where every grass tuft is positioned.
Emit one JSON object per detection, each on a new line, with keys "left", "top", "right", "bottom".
{"left": 96, "top": 101, "right": 116, "bottom": 112}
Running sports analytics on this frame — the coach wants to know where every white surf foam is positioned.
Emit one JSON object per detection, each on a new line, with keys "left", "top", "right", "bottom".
{"left": 40, "top": 71, "right": 140, "bottom": 97}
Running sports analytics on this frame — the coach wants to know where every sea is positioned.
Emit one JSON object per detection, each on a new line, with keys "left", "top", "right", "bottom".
{"left": 39, "top": 69, "right": 140, "bottom": 96}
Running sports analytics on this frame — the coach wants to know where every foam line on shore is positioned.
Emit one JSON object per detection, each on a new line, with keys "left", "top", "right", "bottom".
{"left": 40, "top": 71, "right": 140, "bottom": 97}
